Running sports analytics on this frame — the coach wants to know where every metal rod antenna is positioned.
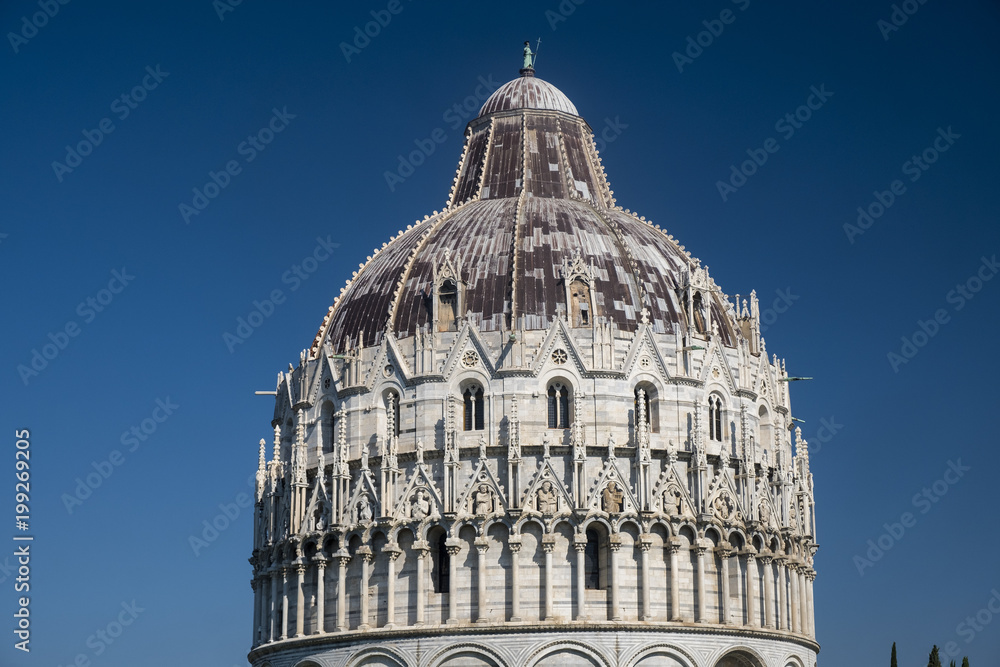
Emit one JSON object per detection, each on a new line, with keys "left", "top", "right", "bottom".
{"left": 534, "top": 38, "right": 542, "bottom": 67}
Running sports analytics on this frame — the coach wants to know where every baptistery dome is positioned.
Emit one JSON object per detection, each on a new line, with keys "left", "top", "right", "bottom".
{"left": 249, "top": 59, "right": 819, "bottom": 667}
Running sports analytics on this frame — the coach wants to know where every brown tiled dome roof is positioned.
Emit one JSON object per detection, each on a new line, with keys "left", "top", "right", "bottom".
{"left": 313, "top": 72, "right": 738, "bottom": 354}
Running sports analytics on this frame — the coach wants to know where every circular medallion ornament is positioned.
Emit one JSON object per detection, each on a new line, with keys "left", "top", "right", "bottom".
{"left": 639, "top": 355, "right": 651, "bottom": 369}
{"left": 552, "top": 349, "right": 568, "bottom": 364}
{"left": 323, "top": 376, "right": 331, "bottom": 389}
{"left": 462, "top": 350, "right": 479, "bottom": 368}
{"left": 712, "top": 367, "right": 720, "bottom": 379}
{"left": 383, "top": 364, "right": 394, "bottom": 378}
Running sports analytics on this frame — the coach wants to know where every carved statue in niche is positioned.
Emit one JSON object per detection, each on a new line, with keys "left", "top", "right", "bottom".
{"left": 713, "top": 493, "right": 734, "bottom": 521}
{"left": 478, "top": 434, "right": 487, "bottom": 460}
{"left": 473, "top": 484, "right": 494, "bottom": 515}
{"left": 536, "top": 481, "right": 558, "bottom": 514}
{"left": 602, "top": 481, "right": 624, "bottom": 513}
{"left": 663, "top": 487, "right": 683, "bottom": 516}
{"left": 607, "top": 432, "right": 617, "bottom": 460}
{"left": 356, "top": 494, "right": 373, "bottom": 523}
{"left": 410, "top": 489, "right": 431, "bottom": 520}
{"left": 758, "top": 499, "right": 771, "bottom": 525}
{"left": 415, "top": 439, "right": 425, "bottom": 465}
{"left": 542, "top": 430, "right": 552, "bottom": 458}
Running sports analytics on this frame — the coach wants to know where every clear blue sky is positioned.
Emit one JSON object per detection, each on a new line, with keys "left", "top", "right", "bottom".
{"left": 2, "top": 1, "right": 998, "bottom": 665}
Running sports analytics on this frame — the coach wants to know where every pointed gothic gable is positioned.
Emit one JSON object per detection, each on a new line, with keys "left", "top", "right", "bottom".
{"left": 455, "top": 458, "right": 507, "bottom": 517}
{"left": 302, "top": 471, "right": 331, "bottom": 534}
{"left": 363, "top": 332, "right": 412, "bottom": 392}
{"left": 392, "top": 463, "right": 444, "bottom": 522}
{"left": 651, "top": 464, "right": 697, "bottom": 518}
{"left": 520, "top": 458, "right": 574, "bottom": 515}
{"left": 755, "top": 478, "right": 780, "bottom": 531}
{"left": 705, "top": 467, "right": 747, "bottom": 525}
{"left": 346, "top": 469, "right": 381, "bottom": 524}
{"left": 531, "top": 317, "right": 588, "bottom": 375}
{"left": 621, "top": 322, "right": 672, "bottom": 381}
{"left": 698, "top": 337, "right": 738, "bottom": 393}
{"left": 439, "top": 319, "right": 498, "bottom": 380}
{"left": 585, "top": 459, "right": 640, "bottom": 514}
{"left": 754, "top": 351, "right": 778, "bottom": 404}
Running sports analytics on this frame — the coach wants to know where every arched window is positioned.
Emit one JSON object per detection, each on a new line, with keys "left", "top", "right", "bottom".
{"left": 570, "top": 278, "right": 592, "bottom": 327}
{"left": 385, "top": 391, "right": 400, "bottom": 437}
{"left": 584, "top": 527, "right": 602, "bottom": 589}
{"left": 320, "top": 402, "right": 336, "bottom": 453}
{"left": 463, "top": 385, "right": 484, "bottom": 431}
{"left": 634, "top": 384, "right": 659, "bottom": 433}
{"left": 433, "top": 531, "right": 449, "bottom": 593}
{"left": 547, "top": 382, "right": 570, "bottom": 429}
{"left": 438, "top": 279, "right": 458, "bottom": 331}
{"left": 758, "top": 405, "right": 772, "bottom": 450}
{"left": 708, "top": 395, "right": 723, "bottom": 442}
{"left": 692, "top": 291, "right": 706, "bottom": 333}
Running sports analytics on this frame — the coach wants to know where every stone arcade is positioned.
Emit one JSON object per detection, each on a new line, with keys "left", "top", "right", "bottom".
{"left": 248, "top": 58, "right": 819, "bottom": 667}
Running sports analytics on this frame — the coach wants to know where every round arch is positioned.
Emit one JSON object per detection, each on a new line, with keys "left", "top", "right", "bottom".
{"left": 709, "top": 646, "right": 768, "bottom": 667}
{"left": 526, "top": 639, "right": 612, "bottom": 667}
{"left": 428, "top": 641, "right": 509, "bottom": 667}
{"left": 344, "top": 646, "right": 409, "bottom": 667}
{"left": 625, "top": 642, "right": 698, "bottom": 667}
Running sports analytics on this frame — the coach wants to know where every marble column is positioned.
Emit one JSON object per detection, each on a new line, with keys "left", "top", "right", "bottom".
{"left": 760, "top": 554, "right": 775, "bottom": 629}
{"left": 798, "top": 567, "right": 808, "bottom": 634}
{"left": 446, "top": 539, "right": 461, "bottom": 624}
{"left": 806, "top": 570, "right": 816, "bottom": 637}
{"left": 746, "top": 551, "right": 758, "bottom": 627}
{"left": 295, "top": 563, "right": 306, "bottom": 637}
{"left": 475, "top": 537, "right": 489, "bottom": 623}
{"left": 789, "top": 563, "right": 800, "bottom": 634}
{"left": 776, "top": 557, "right": 787, "bottom": 631}
{"left": 542, "top": 535, "right": 556, "bottom": 621}
{"left": 609, "top": 535, "right": 622, "bottom": 621}
{"left": 280, "top": 567, "right": 289, "bottom": 640}
{"left": 573, "top": 536, "right": 587, "bottom": 621}
{"left": 639, "top": 535, "right": 652, "bottom": 621}
{"left": 696, "top": 544, "right": 708, "bottom": 623}
{"left": 251, "top": 577, "right": 261, "bottom": 646}
{"left": 336, "top": 552, "right": 349, "bottom": 631}
{"left": 509, "top": 538, "right": 522, "bottom": 622}
{"left": 718, "top": 545, "right": 732, "bottom": 625}
{"left": 385, "top": 547, "right": 400, "bottom": 628}
{"left": 359, "top": 547, "right": 373, "bottom": 630}
{"left": 668, "top": 538, "right": 683, "bottom": 622}
{"left": 414, "top": 540, "right": 429, "bottom": 626}
{"left": 315, "top": 559, "right": 326, "bottom": 634}
{"left": 269, "top": 567, "right": 279, "bottom": 641}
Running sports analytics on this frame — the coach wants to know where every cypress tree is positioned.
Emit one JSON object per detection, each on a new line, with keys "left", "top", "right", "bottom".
{"left": 961, "top": 658, "right": 970, "bottom": 667}
{"left": 928, "top": 645, "right": 942, "bottom": 667}
{"left": 891, "top": 642, "right": 898, "bottom": 667}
